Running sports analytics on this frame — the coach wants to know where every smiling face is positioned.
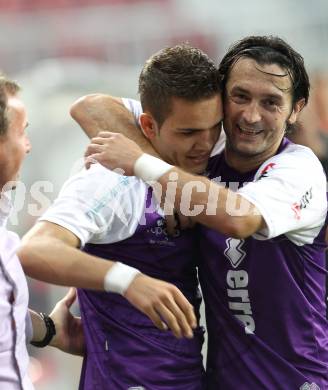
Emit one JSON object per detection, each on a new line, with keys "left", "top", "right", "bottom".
{"left": 223, "top": 57, "right": 304, "bottom": 171}
{"left": 141, "top": 94, "right": 223, "bottom": 174}
{"left": 0, "top": 95, "right": 31, "bottom": 190}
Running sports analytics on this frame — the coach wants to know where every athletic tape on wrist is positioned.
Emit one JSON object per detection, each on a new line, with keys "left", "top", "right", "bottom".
{"left": 104, "top": 262, "right": 141, "bottom": 295}
{"left": 134, "top": 154, "right": 173, "bottom": 182}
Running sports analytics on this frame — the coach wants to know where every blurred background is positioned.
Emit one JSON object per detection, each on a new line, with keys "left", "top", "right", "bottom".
{"left": 2, "top": 0, "right": 327, "bottom": 388}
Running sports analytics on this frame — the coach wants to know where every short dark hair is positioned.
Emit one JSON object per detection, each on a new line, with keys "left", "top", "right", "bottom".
{"left": 218, "top": 35, "right": 310, "bottom": 106}
{"left": 139, "top": 44, "right": 221, "bottom": 127}
{"left": 0, "top": 74, "right": 20, "bottom": 137}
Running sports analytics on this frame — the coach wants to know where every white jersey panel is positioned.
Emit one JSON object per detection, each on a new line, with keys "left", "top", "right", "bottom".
{"left": 238, "top": 144, "right": 327, "bottom": 245}
{"left": 39, "top": 164, "right": 148, "bottom": 247}
{"left": 122, "top": 97, "right": 142, "bottom": 128}
{"left": 210, "top": 126, "right": 226, "bottom": 156}
{"left": 122, "top": 97, "right": 226, "bottom": 157}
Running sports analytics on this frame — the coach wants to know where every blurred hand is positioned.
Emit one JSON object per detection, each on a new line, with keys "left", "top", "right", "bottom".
{"left": 165, "top": 210, "right": 195, "bottom": 236}
{"left": 151, "top": 184, "right": 195, "bottom": 236}
{"left": 124, "top": 274, "right": 197, "bottom": 339}
{"left": 85, "top": 131, "right": 143, "bottom": 175}
{"left": 49, "top": 288, "right": 85, "bottom": 356}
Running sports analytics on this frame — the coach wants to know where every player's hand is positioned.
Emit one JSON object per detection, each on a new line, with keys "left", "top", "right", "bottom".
{"left": 165, "top": 210, "right": 195, "bottom": 236}
{"left": 151, "top": 184, "right": 195, "bottom": 236}
{"left": 49, "top": 288, "right": 85, "bottom": 356}
{"left": 124, "top": 274, "right": 197, "bottom": 339}
{"left": 84, "top": 131, "right": 143, "bottom": 175}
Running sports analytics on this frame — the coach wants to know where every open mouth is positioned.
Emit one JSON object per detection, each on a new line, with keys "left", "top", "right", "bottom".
{"left": 237, "top": 124, "right": 263, "bottom": 136}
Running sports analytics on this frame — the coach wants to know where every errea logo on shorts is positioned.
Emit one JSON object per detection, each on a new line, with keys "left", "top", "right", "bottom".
{"left": 300, "top": 382, "right": 320, "bottom": 390}
{"left": 225, "top": 238, "right": 255, "bottom": 335}
{"left": 224, "top": 238, "right": 246, "bottom": 268}
{"left": 128, "top": 387, "right": 145, "bottom": 390}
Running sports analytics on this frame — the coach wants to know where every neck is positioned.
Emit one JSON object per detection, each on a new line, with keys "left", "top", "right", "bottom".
{"left": 224, "top": 143, "right": 283, "bottom": 174}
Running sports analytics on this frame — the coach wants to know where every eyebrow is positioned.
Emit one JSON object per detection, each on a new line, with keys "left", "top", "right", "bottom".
{"left": 231, "top": 86, "right": 283, "bottom": 100}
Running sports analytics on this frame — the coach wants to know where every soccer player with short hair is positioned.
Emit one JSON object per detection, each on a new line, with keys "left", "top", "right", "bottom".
{"left": 20, "top": 45, "right": 224, "bottom": 389}
{"left": 84, "top": 36, "right": 328, "bottom": 389}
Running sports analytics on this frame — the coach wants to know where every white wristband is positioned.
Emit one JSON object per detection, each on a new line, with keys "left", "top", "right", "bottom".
{"left": 134, "top": 153, "right": 173, "bottom": 182}
{"left": 104, "top": 262, "right": 141, "bottom": 295}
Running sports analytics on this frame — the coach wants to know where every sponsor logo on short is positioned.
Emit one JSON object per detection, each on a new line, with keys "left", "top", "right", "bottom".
{"left": 300, "top": 382, "right": 320, "bottom": 390}
{"left": 128, "top": 387, "right": 145, "bottom": 390}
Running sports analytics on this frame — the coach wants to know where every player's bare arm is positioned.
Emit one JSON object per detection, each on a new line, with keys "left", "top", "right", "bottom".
{"left": 84, "top": 132, "right": 265, "bottom": 238}
{"left": 70, "top": 94, "right": 158, "bottom": 156}
{"left": 19, "top": 221, "right": 110, "bottom": 289}
{"left": 18, "top": 221, "right": 196, "bottom": 338}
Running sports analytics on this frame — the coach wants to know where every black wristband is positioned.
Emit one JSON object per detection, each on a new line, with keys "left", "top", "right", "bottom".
{"left": 30, "top": 313, "right": 56, "bottom": 348}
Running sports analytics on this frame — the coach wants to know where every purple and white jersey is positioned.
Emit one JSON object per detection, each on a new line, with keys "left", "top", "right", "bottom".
{"left": 40, "top": 164, "right": 205, "bottom": 390}
{"left": 200, "top": 139, "right": 328, "bottom": 389}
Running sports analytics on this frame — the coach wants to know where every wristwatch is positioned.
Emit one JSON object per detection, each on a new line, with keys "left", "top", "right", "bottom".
{"left": 30, "top": 313, "right": 56, "bottom": 348}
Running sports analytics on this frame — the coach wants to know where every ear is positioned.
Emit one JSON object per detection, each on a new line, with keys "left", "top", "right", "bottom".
{"left": 288, "top": 98, "right": 306, "bottom": 124}
{"left": 139, "top": 113, "right": 158, "bottom": 140}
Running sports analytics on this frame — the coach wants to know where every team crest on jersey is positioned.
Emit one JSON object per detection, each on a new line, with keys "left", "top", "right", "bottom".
{"left": 300, "top": 382, "right": 320, "bottom": 390}
{"left": 224, "top": 238, "right": 246, "bottom": 268}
